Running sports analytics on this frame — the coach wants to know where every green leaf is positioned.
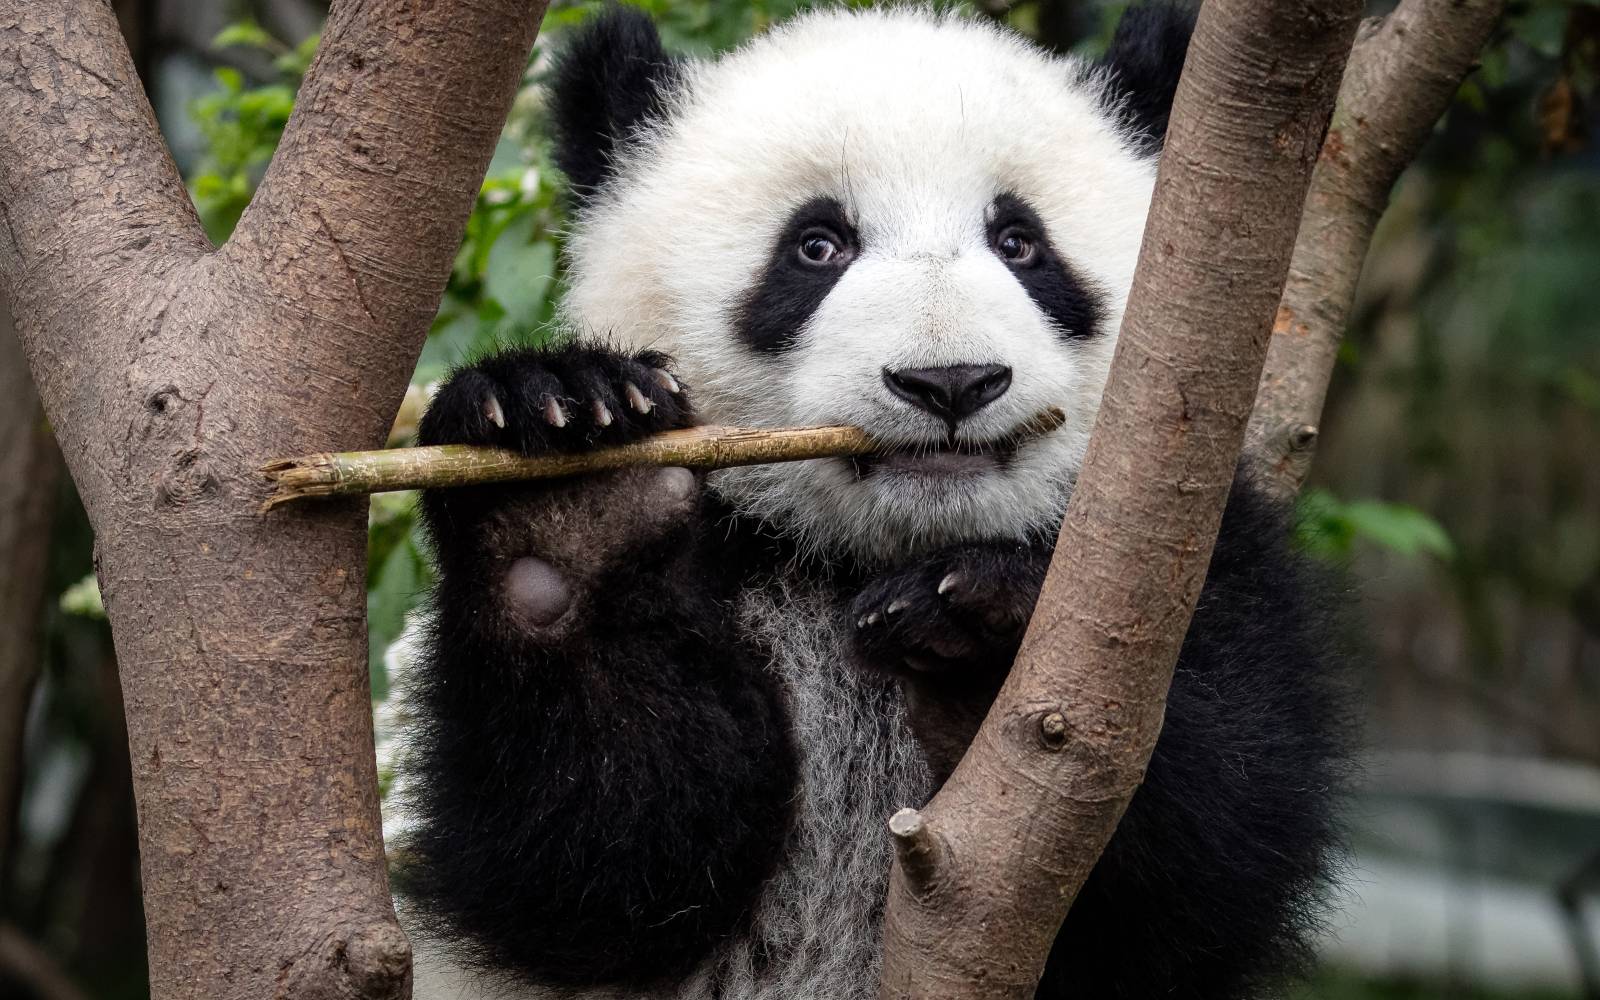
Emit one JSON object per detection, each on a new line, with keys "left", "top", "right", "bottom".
{"left": 60, "top": 574, "right": 106, "bottom": 619}
{"left": 1340, "top": 501, "right": 1456, "bottom": 559}
{"left": 1294, "top": 489, "right": 1455, "bottom": 562}
{"left": 213, "top": 66, "right": 244, "bottom": 94}
{"left": 484, "top": 215, "right": 556, "bottom": 330}
{"left": 212, "top": 21, "right": 278, "bottom": 52}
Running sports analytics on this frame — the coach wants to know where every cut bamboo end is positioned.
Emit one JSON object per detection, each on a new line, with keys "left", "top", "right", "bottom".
{"left": 260, "top": 406, "right": 1066, "bottom": 512}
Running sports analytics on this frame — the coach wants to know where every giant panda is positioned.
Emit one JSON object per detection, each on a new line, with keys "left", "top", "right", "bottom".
{"left": 396, "top": 4, "right": 1351, "bottom": 999}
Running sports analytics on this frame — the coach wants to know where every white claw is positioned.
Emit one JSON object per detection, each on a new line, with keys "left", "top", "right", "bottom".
{"left": 937, "top": 573, "right": 961, "bottom": 596}
{"left": 653, "top": 369, "right": 681, "bottom": 394}
{"left": 865, "top": 612, "right": 881, "bottom": 627}
{"left": 543, "top": 396, "right": 568, "bottom": 428}
{"left": 625, "top": 381, "right": 654, "bottom": 414}
{"left": 857, "top": 615, "right": 869, "bottom": 630}
{"left": 886, "top": 599, "right": 908, "bottom": 616}
{"left": 592, "top": 399, "right": 614, "bottom": 427}
{"left": 482, "top": 393, "right": 506, "bottom": 429}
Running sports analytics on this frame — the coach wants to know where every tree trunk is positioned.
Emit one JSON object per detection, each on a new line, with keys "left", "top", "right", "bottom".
{"left": 1246, "top": 0, "right": 1506, "bottom": 494}
{"left": 876, "top": 2, "right": 1363, "bottom": 997}
{"left": 0, "top": 1, "right": 548, "bottom": 996}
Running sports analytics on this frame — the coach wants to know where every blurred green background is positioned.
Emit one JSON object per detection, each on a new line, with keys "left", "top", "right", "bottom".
{"left": 1, "top": 1, "right": 1597, "bottom": 998}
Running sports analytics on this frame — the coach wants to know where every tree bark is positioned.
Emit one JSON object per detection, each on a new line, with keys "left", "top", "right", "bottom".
{"left": 0, "top": 1, "right": 548, "bottom": 997}
{"left": 876, "top": 2, "right": 1362, "bottom": 997}
{"left": 0, "top": 298, "right": 61, "bottom": 893}
{"left": 1246, "top": 0, "right": 1506, "bottom": 495}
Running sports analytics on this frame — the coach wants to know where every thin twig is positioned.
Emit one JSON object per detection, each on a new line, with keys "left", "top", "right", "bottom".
{"left": 260, "top": 408, "right": 1067, "bottom": 510}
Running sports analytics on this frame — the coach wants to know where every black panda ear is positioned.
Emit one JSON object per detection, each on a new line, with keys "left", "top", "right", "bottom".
{"left": 548, "top": 5, "right": 681, "bottom": 201}
{"left": 1096, "top": 2, "right": 1198, "bottom": 155}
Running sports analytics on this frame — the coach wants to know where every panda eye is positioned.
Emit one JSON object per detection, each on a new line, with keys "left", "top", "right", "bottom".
{"left": 797, "top": 227, "right": 851, "bottom": 267}
{"left": 994, "top": 225, "right": 1038, "bottom": 266}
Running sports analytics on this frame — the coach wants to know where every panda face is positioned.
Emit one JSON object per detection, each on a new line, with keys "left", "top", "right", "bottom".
{"left": 557, "top": 7, "right": 1164, "bottom": 562}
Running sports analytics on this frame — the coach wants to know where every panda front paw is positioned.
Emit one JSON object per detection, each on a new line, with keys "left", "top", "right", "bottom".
{"left": 850, "top": 542, "right": 1049, "bottom": 682}
{"left": 418, "top": 343, "right": 692, "bottom": 453}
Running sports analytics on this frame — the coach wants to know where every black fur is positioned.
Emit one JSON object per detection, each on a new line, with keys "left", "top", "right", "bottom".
{"left": 402, "top": 343, "right": 1352, "bottom": 999}
{"left": 853, "top": 480, "right": 1354, "bottom": 998}
{"left": 736, "top": 197, "right": 860, "bottom": 353}
{"left": 405, "top": 4, "right": 1344, "bottom": 995}
{"left": 990, "top": 194, "right": 1106, "bottom": 341}
{"left": 1097, "top": 1, "right": 1198, "bottom": 155}
{"left": 548, "top": 5, "right": 681, "bottom": 201}
{"left": 400, "top": 345, "right": 798, "bottom": 988}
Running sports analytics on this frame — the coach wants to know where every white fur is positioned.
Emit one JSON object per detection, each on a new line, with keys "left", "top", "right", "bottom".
{"left": 410, "top": 581, "right": 931, "bottom": 999}
{"left": 561, "top": 6, "right": 1157, "bottom": 562}
{"left": 408, "top": 8, "right": 1162, "bottom": 995}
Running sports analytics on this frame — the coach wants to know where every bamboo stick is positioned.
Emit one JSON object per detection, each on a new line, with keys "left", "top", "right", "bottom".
{"left": 260, "top": 407, "right": 1067, "bottom": 511}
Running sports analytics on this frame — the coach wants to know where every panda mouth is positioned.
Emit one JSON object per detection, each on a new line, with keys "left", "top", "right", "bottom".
{"left": 850, "top": 438, "right": 1017, "bottom": 479}
{"left": 847, "top": 408, "right": 1065, "bottom": 481}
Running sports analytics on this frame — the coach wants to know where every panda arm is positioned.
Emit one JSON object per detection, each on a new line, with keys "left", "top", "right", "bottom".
{"left": 850, "top": 479, "right": 1350, "bottom": 997}
{"left": 396, "top": 345, "right": 798, "bottom": 989}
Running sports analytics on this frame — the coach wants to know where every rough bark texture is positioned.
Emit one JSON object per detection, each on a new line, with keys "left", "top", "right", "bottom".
{"left": 876, "top": 2, "right": 1362, "bottom": 997}
{"left": 0, "top": 299, "right": 61, "bottom": 889}
{"left": 0, "top": 1, "right": 547, "bottom": 997}
{"left": 1246, "top": 0, "right": 1506, "bottom": 494}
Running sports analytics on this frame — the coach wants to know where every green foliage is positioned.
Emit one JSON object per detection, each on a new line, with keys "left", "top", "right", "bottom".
{"left": 59, "top": 573, "right": 106, "bottom": 620}
{"left": 187, "top": 23, "right": 311, "bottom": 243}
{"left": 1296, "top": 489, "right": 1456, "bottom": 562}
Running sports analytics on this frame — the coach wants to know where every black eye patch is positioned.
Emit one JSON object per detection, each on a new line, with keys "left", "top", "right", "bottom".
{"left": 988, "top": 194, "right": 1105, "bottom": 341}
{"left": 735, "top": 197, "right": 858, "bottom": 354}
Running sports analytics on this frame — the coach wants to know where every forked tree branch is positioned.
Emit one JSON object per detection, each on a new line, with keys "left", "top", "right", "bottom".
{"left": 1246, "top": 0, "right": 1506, "bottom": 493}
{"left": 876, "top": 2, "right": 1362, "bottom": 997}
{"left": 0, "top": 1, "right": 550, "bottom": 997}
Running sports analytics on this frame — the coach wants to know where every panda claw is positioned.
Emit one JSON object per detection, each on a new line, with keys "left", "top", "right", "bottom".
{"left": 653, "top": 368, "right": 681, "bottom": 394}
{"left": 866, "top": 611, "right": 882, "bottom": 627}
{"left": 625, "top": 382, "right": 654, "bottom": 414}
{"left": 592, "top": 400, "right": 614, "bottom": 427}
{"left": 543, "top": 396, "right": 568, "bottom": 428}
{"left": 886, "top": 599, "right": 908, "bottom": 617}
{"left": 482, "top": 393, "right": 506, "bottom": 429}
{"left": 937, "top": 572, "right": 961, "bottom": 596}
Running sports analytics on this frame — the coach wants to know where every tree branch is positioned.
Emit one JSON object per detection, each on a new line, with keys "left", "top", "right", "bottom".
{"left": 0, "top": 1, "right": 210, "bottom": 448}
{"left": 1246, "top": 0, "right": 1506, "bottom": 494}
{"left": 224, "top": 0, "right": 544, "bottom": 436}
{"left": 0, "top": 1, "right": 552, "bottom": 997}
{"left": 876, "top": 2, "right": 1362, "bottom": 996}
{"left": 259, "top": 409, "right": 1067, "bottom": 508}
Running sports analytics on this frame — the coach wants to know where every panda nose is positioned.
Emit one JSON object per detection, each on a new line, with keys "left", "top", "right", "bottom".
{"left": 884, "top": 364, "right": 1013, "bottom": 423}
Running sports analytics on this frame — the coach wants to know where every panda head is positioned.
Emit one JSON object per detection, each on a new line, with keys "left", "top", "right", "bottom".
{"left": 551, "top": 3, "right": 1194, "bottom": 563}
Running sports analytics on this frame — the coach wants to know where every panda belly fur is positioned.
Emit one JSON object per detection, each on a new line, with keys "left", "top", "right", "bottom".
{"left": 410, "top": 577, "right": 931, "bottom": 1000}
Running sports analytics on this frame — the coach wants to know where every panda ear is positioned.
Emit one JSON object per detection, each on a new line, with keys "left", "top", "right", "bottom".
{"left": 1096, "top": 2, "right": 1198, "bottom": 155}
{"left": 548, "top": 5, "right": 681, "bottom": 200}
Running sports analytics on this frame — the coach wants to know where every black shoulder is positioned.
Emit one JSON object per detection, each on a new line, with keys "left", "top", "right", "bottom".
{"left": 1096, "top": 1, "right": 1198, "bottom": 155}
{"left": 547, "top": 4, "right": 683, "bottom": 201}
